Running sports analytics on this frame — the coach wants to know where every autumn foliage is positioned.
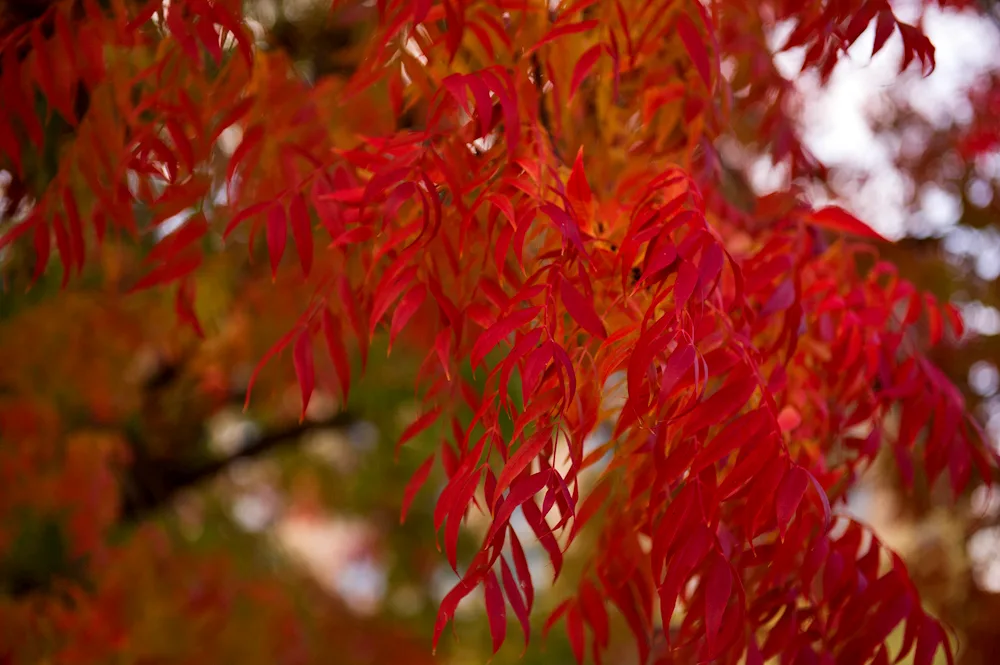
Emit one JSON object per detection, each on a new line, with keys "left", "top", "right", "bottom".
{"left": 0, "top": 0, "right": 997, "bottom": 663}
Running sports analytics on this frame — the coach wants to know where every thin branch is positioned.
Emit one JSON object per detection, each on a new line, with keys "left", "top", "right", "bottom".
{"left": 120, "top": 410, "right": 359, "bottom": 524}
{"left": 531, "top": 52, "right": 564, "bottom": 165}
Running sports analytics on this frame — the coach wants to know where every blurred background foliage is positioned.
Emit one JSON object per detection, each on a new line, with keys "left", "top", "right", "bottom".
{"left": 0, "top": 0, "right": 999, "bottom": 663}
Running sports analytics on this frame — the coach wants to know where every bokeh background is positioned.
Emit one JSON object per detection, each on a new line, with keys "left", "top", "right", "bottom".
{"left": 1, "top": 0, "right": 999, "bottom": 663}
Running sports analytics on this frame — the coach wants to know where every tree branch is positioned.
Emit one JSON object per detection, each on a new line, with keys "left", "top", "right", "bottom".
{"left": 531, "top": 52, "right": 564, "bottom": 165}
{"left": 120, "top": 410, "right": 360, "bottom": 524}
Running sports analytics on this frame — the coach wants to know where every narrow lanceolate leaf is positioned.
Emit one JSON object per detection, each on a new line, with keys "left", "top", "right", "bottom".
{"left": 775, "top": 465, "right": 809, "bottom": 540}
{"left": 526, "top": 20, "right": 600, "bottom": 55}
{"left": 293, "top": 330, "right": 315, "bottom": 422}
{"left": 31, "top": 224, "right": 50, "bottom": 286}
{"left": 175, "top": 277, "right": 204, "bottom": 338}
{"left": 676, "top": 14, "right": 711, "bottom": 88}
{"left": 267, "top": 203, "right": 288, "bottom": 280}
{"left": 681, "top": 372, "right": 758, "bottom": 437}
{"left": 689, "top": 408, "right": 769, "bottom": 475}
{"left": 510, "top": 530, "right": 534, "bottom": 610}
{"left": 501, "top": 556, "right": 531, "bottom": 654}
{"left": 493, "top": 430, "right": 550, "bottom": 511}
{"left": 471, "top": 307, "right": 542, "bottom": 369}
{"left": 704, "top": 553, "right": 732, "bottom": 652}
{"left": 288, "top": 194, "right": 313, "bottom": 277}
{"left": 433, "top": 556, "right": 487, "bottom": 654}
{"left": 484, "top": 570, "right": 507, "bottom": 655}
{"left": 321, "top": 309, "right": 351, "bottom": 402}
{"left": 801, "top": 206, "right": 889, "bottom": 242}
{"left": 389, "top": 284, "right": 427, "bottom": 353}
{"left": 244, "top": 324, "right": 303, "bottom": 411}
{"left": 401, "top": 453, "right": 435, "bottom": 524}
{"left": 570, "top": 44, "right": 603, "bottom": 100}
{"left": 560, "top": 277, "right": 607, "bottom": 339}
{"left": 131, "top": 252, "right": 203, "bottom": 292}
{"left": 396, "top": 407, "right": 443, "bottom": 457}
{"left": 566, "top": 147, "right": 593, "bottom": 211}
{"left": 486, "top": 471, "right": 550, "bottom": 547}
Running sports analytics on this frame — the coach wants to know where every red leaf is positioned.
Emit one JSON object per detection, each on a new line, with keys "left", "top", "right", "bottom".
{"left": 681, "top": 372, "right": 758, "bottom": 438}
{"left": 872, "top": 10, "right": 895, "bottom": 57}
{"left": 175, "top": 277, "right": 204, "bottom": 338}
{"left": 566, "top": 147, "right": 593, "bottom": 209}
{"left": 397, "top": 407, "right": 443, "bottom": 457}
{"left": 338, "top": 275, "right": 369, "bottom": 369}
{"left": 433, "top": 557, "right": 487, "bottom": 654}
{"left": 659, "top": 342, "right": 696, "bottom": 405}
{"left": 944, "top": 302, "right": 964, "bottom": 338}
{"left": 223, "top": 201, "right": 270, "bottom": 238}
{"left": 914, "top": 615, "right": 946, "bottom": 665}
{"left": 445, "top": 470, "right": 482, "bottom": 571}
{"left": 471, "top": 306, "right": 541, "bottom": 369}
{"left": 704, "top": 552, "right": 732, "bottom": 651}
{"left": 566, "top": 605, "right": 585, "bottom": 664}
{"left": 676, "top": 15, "right": 711, "bottom": 88}
{"left": 484, "top": 570, "right": 507, "bottom": 655}
{"left": 501, "top": 557, "right": 531, "bottom": 654}
{"left": 570, "top": 44, "right": 603, "bottom": 100}
{"left": 371, "top": 267, "right": 418, "bottom": 335}
{"left": 212, "top": 96, "right": 257, "bottom": 143}
{"left": 321, "top": 309, "right": 352, "bottom": 402}
{"left": 266, "top": 202, "right": 287, "bottom": 280}
{"left": 289, "top": 194, "right": 313, "bottom": 277}
{"left": 226, "top": 125, "right": 263, "bottom": 197}
{"left": 924, "top": 294, "right": 943, "bottom": 346}
{"left": 493, "top": 430, "right": 550, "bottom": 511}
{"left": 401, "top": 453, "right": 435, "bottom": 524}
{"left": 510, "top": 530, "right": 534, "bottom": 610}
{"left": 486, "top": 472, "right": 550, "bottom": 548}
{"left": 244, "top": 324, "right": 301, "bottom": 410}
{"left": 147, "top": 214, "right": 208, "bottom": 265}
{"left": 164, "top": 120, "right": 194, "bottom": 173}
{"left": 579, "top": 580, "right": 609, "bottom": 650}
{"left": 806, "top": 469, "right": 832, "bottom": 529}
{"left": 63, "top": 191, "right": 84, "bottom": 274}
{"left": 205, "top": 1, "right": 254, "bottom": 69}
{"left": 194, "top": 15, "right": 223, "bottom": 64}
{"left": 802, "top": 206, "right": 888, "bottom": 242}
{"left": 31, "top": 223, "right": 50, "bottom": 286}
{"left": 293, "top": 330, "right": 315, "bottom": 422}
{"left": 389, "top": 284, "right": 427, "bottom": 353}
{"left": 673, "top": 259, "right": 700, "bottom": 311}
{"left": 435, "top": 329, "right": 453, "bottom": 381}
{"left": 775, "top": 465, "right": 809, "bottom": 540}
{"left": 527, "top": 20, "right": 599, "bottom": 55}
{"left": 52, "top": 215, "right": 72, "bottom": 287}
{"left": 131, "top": 252, "right": 202, "bottom": 292}
{"left": 560, "top": 277, "right": 607, "bottom": 339}
{"left": 689, "top": 408, "right": 769, "bottom": 476}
